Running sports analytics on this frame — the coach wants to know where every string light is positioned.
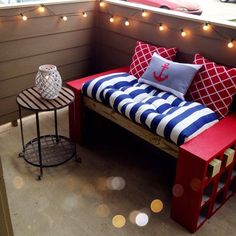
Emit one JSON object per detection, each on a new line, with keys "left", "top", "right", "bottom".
{"left": 61, "top": 16, "right": 68, "bottom": 21}
{"left": 0, "top": 4, "right": 234, "bottom": 49}
{"left": 181, "top": 29, "right": 187, "bottom": 37}
{"left": 20, "top": 13, "right": 28, "bottom": 21}
{"left": 99, "top": 0, "right": 105, "bottom": 7}
{"left": 203, "top": 22, "right": 210, "bottom": 31}
{"left": 38, "top": 4, "right": 45, "bottom": 13}
{"left": 227, "top": 39, "right": 234, "bottom": 48}
{"left": 159, "top": 23, "right": 164, "bottom": 31}
{"left": 109, "top": 16, "right": 114, "bottom": 23}
{"left": 142, "top": 10, "right": 147, "bottom": 17}
{"left": 124, "top": 18, "right": 130, "bottom": 26}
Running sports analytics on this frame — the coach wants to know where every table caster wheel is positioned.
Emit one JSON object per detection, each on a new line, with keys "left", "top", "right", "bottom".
{"left": 76, "top": 157, "right": 82, "bottom": 163}
{"left": 18, "top": 152, "right": 24, "bottom": 158}
{"left": 36, "top": 175, "right": 42, "bottom": 181}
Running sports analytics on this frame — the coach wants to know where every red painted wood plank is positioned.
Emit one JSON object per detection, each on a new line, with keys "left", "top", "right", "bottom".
{"left": 180, "top": 113, "right": 236, "bottom": 161}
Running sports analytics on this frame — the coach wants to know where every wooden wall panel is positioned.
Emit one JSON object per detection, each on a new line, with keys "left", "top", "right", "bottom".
{"left": 0, "top": 2, "right": 96, "bottom": 42}
{"left": 96, "top": 44, "right": 132, "bottom": 71}
{"left": 0, "top": 1, "right": 97, "bottom": 124}
{"left": 96, "top": 3, "right": 236, "bottom": 68}
{"left": 0, "top": 59, "right": 91, "bottom": 99}
{"left": 1, "top": 0, "right": 236, "bottom": 124}
{"left": 0, "top": 45, "right": 92, "bottom": 80}
{"left": 0, "top": 59, "right": 91, "bottom": 122}
{"left": 0, "top": 28, "right": 94, "bottom": 62}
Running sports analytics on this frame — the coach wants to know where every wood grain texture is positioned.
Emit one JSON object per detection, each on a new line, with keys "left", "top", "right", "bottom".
{"left": 0, "top": 2, "right": 96, "bottom": 42}
{"left": 0, "top": 45, "right": 93, "bottom": 80}
{"left": 83, "top": 96, "right": 179, "bottom": 158}
{"left": 0, "top": 59, "right": 91, "bottom": 99}
{"left": 97, "top": 4, "right": 236, "bottom": 67}
{"left": 0, "top": 1, "right": 96, "bottom": 124}
{"left": 1, "top": 0, "right": 236, "bottom": 124}
{"left": 0, "top": 28, "right": 95, "bottom": 62}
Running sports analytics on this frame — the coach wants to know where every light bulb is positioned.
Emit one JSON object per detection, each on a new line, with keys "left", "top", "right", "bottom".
{"left": 203, "top": 23, "right": 210, "bottom": 31}
{"left": 99, "top": 0, "right": 105, "bottom": 7}
{"left": 61, "top": 16, "right": 68, "bottom": 21}
{"left": 38, "top": 5, "right": 45, "bottom": 13}
{"left": 125, "top": 19, "right": 130, "bottom": 27}
{"left": 82, "top": 12, "right": 87, "bottom": 17}
{"left": 20, "top": 13, "right": 28, "bottom": 21}
{"left": 109, "top": 16, "right": 114, "bottom": 23}
{"left": 228, "top": 40, "right": 234, "bottom": 48}
{"left": 159, "top": 23, "right": 164, "bottom": 31}
{"left": 142, "top": 10, "right": 147, "bottom": 17}
{"left": 181, "top": 29, "right": 186, "bottom": 37}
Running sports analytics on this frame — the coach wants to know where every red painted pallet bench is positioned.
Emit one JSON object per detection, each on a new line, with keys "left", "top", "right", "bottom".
{"left": 67, "top": 67, "right": 236, "bottom": 233}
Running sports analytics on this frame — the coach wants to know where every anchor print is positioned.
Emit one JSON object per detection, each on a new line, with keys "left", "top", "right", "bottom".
{"left": 153, "top": 63, "right": 170, "bottom": 82}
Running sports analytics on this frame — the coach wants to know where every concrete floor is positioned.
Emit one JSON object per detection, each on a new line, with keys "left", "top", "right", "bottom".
{"left": 1, "top": 108, "right": 236, "bottom": 236}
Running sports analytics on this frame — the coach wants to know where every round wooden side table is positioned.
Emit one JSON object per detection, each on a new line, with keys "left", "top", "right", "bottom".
{"left": 16, "top": 87, "right": 78, "bottom": 180}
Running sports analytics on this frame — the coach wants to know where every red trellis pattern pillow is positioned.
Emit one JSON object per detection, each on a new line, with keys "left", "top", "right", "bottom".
{"left": 186, "top": 54, "right": 236, "bottom": 119}
{"left": 129, "top": 41, "right": 177, "bottom": 79}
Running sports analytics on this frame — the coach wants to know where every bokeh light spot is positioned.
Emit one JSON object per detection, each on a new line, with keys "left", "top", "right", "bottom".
{"left": 190, "top": 178, "right": 202, "bottom": 192}
{"left": 135, "top": 212, "right": 149, "bottom": 227}
{"left": 150, "top": 199, "right": 163, "bottom": 213}
{"left": 112, "top": 215, "right": 126, "bottom": 228}
{"left": 13, "top": 176, "right": 24, "bottom": 189}
{"left": 106, "top": 176, "right": 126, "bottom": 190}
{"left": 129, "top": 210, "right": 139, "bottom": 224}
{"left": 172, "top": 184, "right": 184, "bottom": 197}
{"left": 96, "top": 204, "right": 110, "bottom": 218}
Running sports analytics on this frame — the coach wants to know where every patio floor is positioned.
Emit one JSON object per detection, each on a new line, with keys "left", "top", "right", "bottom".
{"left": 1, "top": 108, "right": 236, "bottom": 236}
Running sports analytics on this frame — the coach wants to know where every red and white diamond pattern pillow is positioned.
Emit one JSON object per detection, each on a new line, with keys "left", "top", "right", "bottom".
{"left": 186, "top": 54, "right": 236, "bottom": 119}
{"left": 129, "top": 41, "right": 177, "bottom": 79}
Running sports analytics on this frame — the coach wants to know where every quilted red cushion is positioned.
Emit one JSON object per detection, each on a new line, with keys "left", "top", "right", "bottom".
{"left": 129, "top": 41, "right": 177, "bottom": 79}
{"left": 186, "top": 54, "right": 236, "bottom": 119}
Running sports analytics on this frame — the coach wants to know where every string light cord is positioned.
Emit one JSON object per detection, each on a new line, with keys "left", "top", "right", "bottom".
{"left": 0, "top": 1, "right": 234, "bottom": 47}
{"left": 0, "top": 4, "right": 89, "bottom": 19}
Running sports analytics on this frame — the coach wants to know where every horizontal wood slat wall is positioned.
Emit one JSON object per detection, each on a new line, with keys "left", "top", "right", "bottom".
{"left": 96, "top": 3, "right": 236, "bottom": 70}
{"left": 1, "top": 0, "right": 236, "bottom": 125}
{"left": 0, "top": 0, "right": 97, "bottom": 124}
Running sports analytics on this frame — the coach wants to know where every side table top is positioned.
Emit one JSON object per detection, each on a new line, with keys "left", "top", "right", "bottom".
{"left": 16, "top": 87, "right": 74, "bottom": 111}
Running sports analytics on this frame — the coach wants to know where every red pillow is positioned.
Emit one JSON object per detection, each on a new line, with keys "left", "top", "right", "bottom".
{"left": 129, "top": 41, "right": 177, "bottom": 79}
{"left": 186, "top": 54, "right": 236, "bottom": 119}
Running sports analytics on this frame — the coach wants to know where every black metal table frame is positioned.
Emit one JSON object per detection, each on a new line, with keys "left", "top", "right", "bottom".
{"left": 17, "top": 88, "right": 78, "bottom": 180}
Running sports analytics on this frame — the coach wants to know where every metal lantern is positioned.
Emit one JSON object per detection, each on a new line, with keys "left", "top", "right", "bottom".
{"left": 35, "top": 65, "right": 62, "bottom": 100}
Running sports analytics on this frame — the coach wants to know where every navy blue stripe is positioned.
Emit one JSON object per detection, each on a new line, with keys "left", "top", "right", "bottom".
{"left": 160, "top": 92, "right": 171, "bottom": 100}
{"left": 157, "top": 104, "right": 172, "bottom": 113}
{"left": 176, "top": 113, "right": 218, "bottom": 145}
{"left": 81, "top": 80, "right": 90, "bottom": 95}
{"left": 120, "top": 103, "right": 131, "bottom": 116}
{"left": 129, "top": 89, "right": 146, "bottom": 99}
{"left": 103, "top": 89, "right": 117, "bottom": 105}
{"left": 113, "top": 94, "right": 131, "bottom": 111}
{"left": 113, "top": 81, "right": 134, "bottom": 89}
{"left": 150, "top": 115, "right": 165, "bottom": 132}
{"left": 91, "top": 73, "right": 129, "bottom": 99}
{"left": 129, "top": 103, "right": 144, "bottom": 121}
{"left": 171, "top": 97, "right": 183, "bottom": 106}
{"left": 144, "top": 97, "right": 159, "bottom": 104}
{"left": 163, "top": 104, "right": 205, "bottom": 140}
{"left": 140, "top": 109, "right": 155, "bottom": 124}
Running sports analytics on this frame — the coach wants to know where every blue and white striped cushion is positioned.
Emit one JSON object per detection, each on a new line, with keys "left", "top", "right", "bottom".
{"left": 82, "top": 72, "right": 219, "bottom": 146}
